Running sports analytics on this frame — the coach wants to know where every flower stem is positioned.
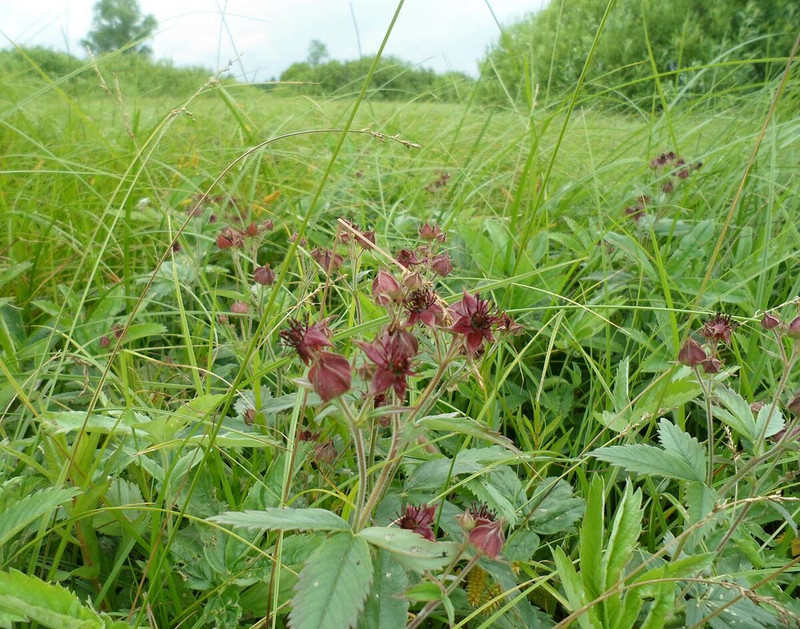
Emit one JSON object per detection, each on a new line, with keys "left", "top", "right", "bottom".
{"left": 406, "top": 553, "right": 480, "bottom": 629}
{"left": 337, "top": 399, "right": 369, "bottom": 528}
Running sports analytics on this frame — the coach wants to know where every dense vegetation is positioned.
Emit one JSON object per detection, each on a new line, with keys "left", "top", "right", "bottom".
{"left": 278, "top": 53, "right": 474, "bottom": 102}
{"left": 1, "top": 3, "right": 799, "bottom": 628}
{"left": 480, "top": 0, "right": 800, "bottom": 106}
{"left": 0, "top": 46, "right": 217, "bottom": 98}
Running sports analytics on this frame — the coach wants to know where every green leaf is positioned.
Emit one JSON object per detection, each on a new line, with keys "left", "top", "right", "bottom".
{"left": 504, "top": 527, "right": 540, "bottom": 562}
{"left": 358, "top": 549, "right": 408, "bottom": 629}
{"left": 603, "top": 484, "right": 642, "bottom": 591}
{"left": 657, "top": 418, "right": 706, "bottom": 483}
{"left": 592, "top": 444, "right": 704, "bottom": 482}
{"left": 632, "top": 553, "right": 714, "bottom": 592}
{"left": 553, "top": 546, "right": 596, "bottom": 629}
{"left": 120, "top": 323, "right": 167, "bottom": 344}
{"left": 754, "top": 404, "right": 784, "bottom": 441}
{"left": 42, "top": 411, "right": 137, "bottom": 435}
{"left": 580, "top": 478, "right": 605, "bottom": 601}
{"left": 357, "top": 527, "right": 459, "bottom": 573}
{"left": 209, "top": 508, "right": 350, "bottom": 532}
{"left": 415, "top": 413, "right": 519, "bottom": 451}
{"left": 290, "top": 532, "right": 372, "bottom": 629}
{"left": 0, "top": 570, "right": 130, "bottom": 629}
{"left": 0, "top": 487, "right": 81, "bottom": 547}
{"left": 527, "top": 478, "right": 585, "bottom": 535}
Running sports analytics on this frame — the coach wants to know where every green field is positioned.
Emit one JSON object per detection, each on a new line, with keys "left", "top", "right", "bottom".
{"left": 1, "top": 45, "right": 799, "bottom": 629}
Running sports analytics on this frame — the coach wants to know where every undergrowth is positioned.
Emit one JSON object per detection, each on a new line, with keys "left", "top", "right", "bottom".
{"left": 0, "top": 8, "right": 799, "bottom": 629}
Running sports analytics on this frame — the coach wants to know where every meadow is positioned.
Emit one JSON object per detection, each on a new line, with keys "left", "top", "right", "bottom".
{"left": 1, "top": 36, "right": 799, "bottom": 629}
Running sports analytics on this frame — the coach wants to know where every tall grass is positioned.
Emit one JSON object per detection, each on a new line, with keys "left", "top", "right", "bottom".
{"left": 0, "top": 12, "right": 799, "bottom": 629}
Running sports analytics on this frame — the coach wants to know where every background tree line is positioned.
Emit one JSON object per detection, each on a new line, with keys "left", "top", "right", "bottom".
{"left": 478, "top": 0, "right": 799, "bottom": 107}
{"left": 276, "top": 40, "right": 474, "bottom": 102}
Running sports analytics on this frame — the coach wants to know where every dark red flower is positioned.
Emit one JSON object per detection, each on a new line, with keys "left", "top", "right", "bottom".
{"left": 280, "top": 318, "right": 334, "bottom": 365}
{"left": 308, "top": 351, "right": 351, "bottom": 402}
{"left": 356, "top": 328, "right": 418, "bottom": 400}
{"left": 449, "top": 292, "right": 498, "bottom": 356}
{"left": 460, "top": 504, "right": 504, "bottom": 559}
{"left": 404, "top": 288, "right": 443, "bottom": 328}
{"left": 700, "top": 313, "right": 736, "bottom": 345}
{"left": 395, "top": 248, "right": 422, "bottom": 269}
{"left": 678, "top": 339, "right": 707, "bottom": 367}
{"left": 397, "top": 504, "right": 437, "bottom": 541}
{"left": 216, "top": 227, "right": 240, "bottom": 249}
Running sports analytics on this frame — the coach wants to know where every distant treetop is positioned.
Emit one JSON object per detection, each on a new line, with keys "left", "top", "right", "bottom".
{"left": 82, "top": 0, "right": 158, "bottom": 55}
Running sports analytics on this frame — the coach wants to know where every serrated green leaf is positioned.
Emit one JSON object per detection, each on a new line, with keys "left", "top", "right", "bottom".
{"left": 657, "top": 419, "right": 706, "bottom": 482}
{"left": 209, "top": 508, "right": 350, "bottom": 532}
{"left": 711, "top": 387, "right": 756, "bottom": 441}
{"left": 603, "top": 484, "right": 642, "bottom": 592}
{"left": 357, "top": 527, "right": 459, "bottom": 573}
{"left": 592, "top": 444, "right": 704, "bottom": 482}
{"left": 527, "top": 478, "right": 585, "bottom": 535}
{"left": 290, "top": 532, "right": 372, "bottom": 629}
{"left": 0, "top": 487, "right": 81, "bottom": 547}
{"left": 754, "top": 404, "right": 784, "bottom": 441}
{"left": 358, "top": 549, "right": 408, "bottom": 629}
{"left": 0, "top": 570, "right": 125, "bottom": 629}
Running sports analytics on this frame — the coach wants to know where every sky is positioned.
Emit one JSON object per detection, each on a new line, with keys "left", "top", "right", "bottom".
{"left": 1, "top": 0, "right": 546, "bottom": 82}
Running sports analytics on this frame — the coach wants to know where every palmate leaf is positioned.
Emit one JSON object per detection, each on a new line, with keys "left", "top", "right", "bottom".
{"left": 592, "top": 445, "right": 703, "bottom": 482}
{"left": 290, "top": 532, "right": 372, "bottom": 629}
{"left": 208, "top": 507, "right": 350, "bottom": 532}
{"left": 0, "top": 487, "right": 80, "bottom": 548}
{"left": 592, "top": 420, "right": 706, "bottom": 483}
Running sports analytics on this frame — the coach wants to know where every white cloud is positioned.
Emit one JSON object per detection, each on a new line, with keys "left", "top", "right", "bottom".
{"left": 0, "top": 0, "right": 545, "bottom": 80}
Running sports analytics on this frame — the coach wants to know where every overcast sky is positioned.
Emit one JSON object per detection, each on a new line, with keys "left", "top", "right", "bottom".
{"left": 1, "top": 0, "right": 546, "bottom": 81}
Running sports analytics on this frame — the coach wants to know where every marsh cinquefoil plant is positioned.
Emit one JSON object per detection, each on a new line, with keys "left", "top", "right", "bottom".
{"left": 206, "top": 219, "right": 547, "bottom": 628}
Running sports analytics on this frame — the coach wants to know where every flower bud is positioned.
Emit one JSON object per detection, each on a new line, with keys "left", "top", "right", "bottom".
{"left": 787, "top": 315, "right": 800, "bottom": 339}
{"left": 372, "top": 270, "right": 402, "bottom": 306}
{"left": 761, "top": 312, "right": 781, "bottom": 330}
{"left": 308, "top": 351, "right": 352, "bottom": 402}
{"left": 253, "top": 264, "right": 276, "bottom": 286}
{"left": 787, "top": 391, "right": 800, "bottom": 415}
{"left": 678, "top": 339, "right": 707, "bottom": 367}
{"left": 701, "top": 356, "right": 722, "bottom": 374}
{"left": 231, "top": 301, "right": 249, "bottom": 314}
{"left": 430, "top": 253, "right": 453, "bottom": 277}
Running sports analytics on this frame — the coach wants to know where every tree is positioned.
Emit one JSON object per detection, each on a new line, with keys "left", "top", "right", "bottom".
{"left": 306, "top": 40, "right": 329, "bottom": 67}
{"left": 82, "top": 0, "right": 158, "bottom": 55}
